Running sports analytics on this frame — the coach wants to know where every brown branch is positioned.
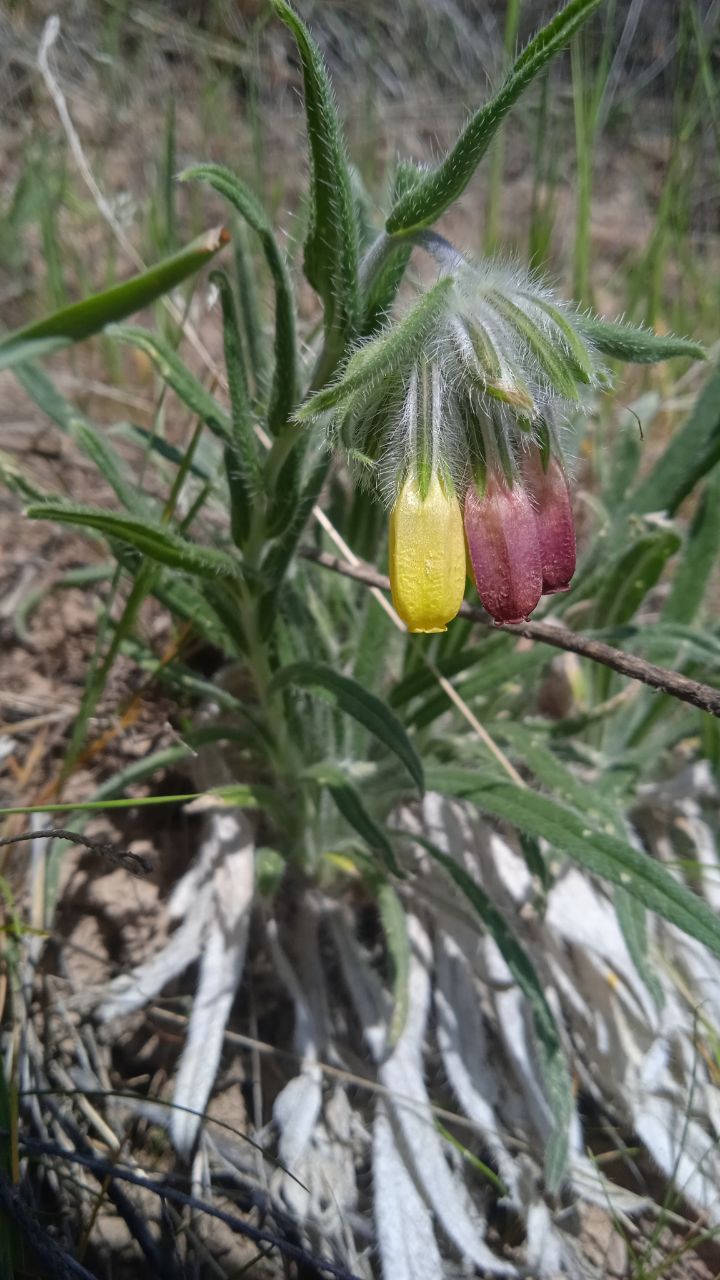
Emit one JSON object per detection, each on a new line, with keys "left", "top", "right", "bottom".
{"left": 0, "top": 829, "right": 151, "bottom": 875}
{"left": 301, "top": 546, "right": 720, "bottom": 719}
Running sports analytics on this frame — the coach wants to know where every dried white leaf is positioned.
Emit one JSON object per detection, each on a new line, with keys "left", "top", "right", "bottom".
{"left": 373, "top": 1101, "right": 443, "bottom": 1280}
{"left": 171, "top": 819, "right": 254, "bottom": 1153}
{"left": 435, "top": 930, "right": 520, "bottom": 1201}
{"left": 97, "top": 882, "right": 212, "bottom": 1020}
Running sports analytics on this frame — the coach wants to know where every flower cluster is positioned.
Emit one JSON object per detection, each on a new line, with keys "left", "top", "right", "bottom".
{"left": 302, "top": 249, "right": 603, "bottom": 631}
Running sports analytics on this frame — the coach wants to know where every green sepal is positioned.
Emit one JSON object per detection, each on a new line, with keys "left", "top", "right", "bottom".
{"left": 579, "top": 315, "right": 705, "bottom": 365}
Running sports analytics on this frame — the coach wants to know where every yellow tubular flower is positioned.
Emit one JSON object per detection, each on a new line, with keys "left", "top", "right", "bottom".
{"left": 389, "top": 471, "right": 466, "bottom": 633}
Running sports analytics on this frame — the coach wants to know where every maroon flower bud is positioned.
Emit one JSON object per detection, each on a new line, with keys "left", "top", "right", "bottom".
{"left": 464, "top": 475, "right": 543, "bottom": 624}
{"left": 521, "top": 448, "right": 576, "bottom": 595}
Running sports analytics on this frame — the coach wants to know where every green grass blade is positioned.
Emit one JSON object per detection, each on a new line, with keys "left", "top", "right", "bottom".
{"left": 0, "top": 226, "right": 228, "bottom": 359}
{"left": 0, "top": 335, "right": 68, "bottom": 372}
{"left": 270, "top": 0, "right": 359, "bottom": 345}
{"left": 14, "top": 364, "right": 148, "bottom": 515}
{"left": 274, "top": 661, "right": 424, "bottom": 792}
{"left": 614, "top": 887, "right": 664, "bottom": 1010}
{"left": 385, "top": 0, "right": 602, "bottom": 236}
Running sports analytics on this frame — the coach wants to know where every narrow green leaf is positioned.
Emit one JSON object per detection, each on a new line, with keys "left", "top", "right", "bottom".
{"left": 628, "top": 359, "right": 720, "bottom": 517}
{"left": 494, "top": 723, "right": 623, "bottom": 833}
{"left": 297, "top": 277, "right": 454, "bottom": 422}
{"left": 520, "top": 294, "right": 596, "bottom": 383}
{"left": 118, "top": 424, "right": 212, "bottom": 482}
{"left": 591, "top": 525, "right": 681, "bottom": 628}
{"left": 386, "top": 0, "right": 602, "bottom": 235}
{"left": 429, "top": 775, "right": 720, "bottom": 959}
{"left": 488, "top": 291, "right": 581, "bottom": 399}
{"left": 360, "top": 162, "right": 423, "bottom": 334}
{"left": 270, "top": 0, "right": 359, "bottom": 343}
{"left": 0, "top": 335, "right": 68, "bottom": 372}
{"left": 0, "top": 226, "right": 228, "bottom": 357}
{"left": 377, "top": 882, "right": 410, "bottom": 1045}
{"left": 614, "top": 887, "right": 664, "bottom": 1010}
{"left": 274, "top": 661, "right": 424, "bottom": 792}
{"left": 579, "top": 315, "right": 705, "bottom": 365}
{"left": 210, "top": 270, "right": 262, "bottom": 546}
{"left": 259, "top": 449, "right": 330, "bottom": 631}
{"left": 663, "top": 465, "right": 720, "bottom": 626}
{"left": 180, "top": 164, "right": 297, "bottom": 432}
{"left": 233, "top": 219, "right": 270, "bottom": 397}
{"left": 414, "top": 834, "right": 572, "bottom": 1190}
{"left": 108, "top": 324, "right": 231, "bottom": 443}
{"left": 25, "top": 502, "right": 241, "bottom": 583}
{"left": 306, "top": 763, "right": 400, "bottom": 874}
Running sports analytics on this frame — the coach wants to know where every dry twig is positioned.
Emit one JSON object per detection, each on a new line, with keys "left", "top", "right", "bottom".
{"left": 301, "top": 546, "right": 720, "bottom": 719}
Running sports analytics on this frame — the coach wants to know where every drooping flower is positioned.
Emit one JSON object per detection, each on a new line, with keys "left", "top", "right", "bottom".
{"left": 389, "top": 470, "right": 466, "bottom": 633}
{"left": 464, "top": 473, "right": 543, "bottom": 624}
{"left": 521, "top": 444, "right": 576, "bottom": 595}
{"left": 299, "top": 240, "right": 605, "bottom": 629}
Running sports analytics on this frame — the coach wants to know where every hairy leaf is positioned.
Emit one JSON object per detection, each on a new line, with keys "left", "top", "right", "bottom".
{"left": 580, "top": 316, "right": 705, "bottom": 364}
{"left": 428, "top": 772, "right": 720, "bottom": 958}
{"left": 274, "top": 662, "right": 424, "bottom": 791}
{"left": 297, "top": 277, "right": 454, "bottom": 421}
{"left": 271, "top": 0, "right": 359, "bottom": 344}
{"left": 386, "top": 0, "right": 602, "bottom": 235}
{"left": 180, "top": 164, "right": 297, "bottom": 431}
{"left": 25, "top": 502, "right": 241, "bottom": 583}
{"left": 108, "top": 325, "right": 231, "bottom": 441}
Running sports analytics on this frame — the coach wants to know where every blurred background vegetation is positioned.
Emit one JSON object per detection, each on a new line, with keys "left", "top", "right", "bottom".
{"left": 1, "top": 0, "right": 718, "bottom": 337}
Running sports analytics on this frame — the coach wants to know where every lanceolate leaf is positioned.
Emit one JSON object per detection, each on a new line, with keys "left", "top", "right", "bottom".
{"left": 180, "top": 164, "right": 297, "bottom": 432}
{"left": 0, "top": 336, "right": 67, "bottom": 372}
{"left": 25, "top": 502, "right": 241, "bottom": 583}
{"left": 377, "top": 882, "right": 411, "bottom": 1045}
{"left": 271, "top": 0, "right": 359, "bottom": 344}
{"left": 0, "top": 227, "right": 228, "bottom": 364}
{"left": 427, "top": 772, "right": 720, "bottom": 959}
{"left": 297, "top": 277, "right": 454, "bottom": 422}
{"left": 591, "top": 525, "right": 681, "bottom": 628}
{"left": 273, "top": 661, "right": 424, "bottom": 792}
{"left": 385, "top": 0, "right": 602, "bottom": 236}
{"left": 627, "top": 358, "right": 720, "bottom": 517}
{"left": 579, "top": 315, "right": 705, "bottom": 364}
{"left": 663, "top": 466, "right": 720, "bottom": 626}
{"left": 306, "top": 763, "right": 400, "bottom": 873}
{"left": 210, "top": 270, "right": 262, "bottom": 546}
{"left": 414, "top": 834, "right": 572, "bottom": 1191}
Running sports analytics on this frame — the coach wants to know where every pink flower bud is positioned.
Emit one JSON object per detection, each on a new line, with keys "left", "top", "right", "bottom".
{"left": 464, "top": 475, "right": 543, "bottom": 624}
{"left": 521, "top": 449, "right": 576, "bottom": 595}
